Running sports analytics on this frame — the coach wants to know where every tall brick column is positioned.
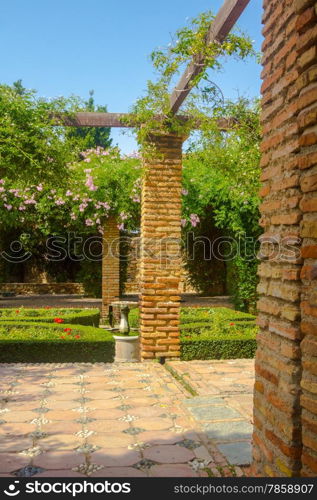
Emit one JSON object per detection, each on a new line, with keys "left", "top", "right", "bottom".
{"left": 253, "top": 0, "right": 303, "bottom": 477}
{"left": 140, "top": 133, "right": 183, "bottom": 361}
{"left": 253, "top": 0, "right": 317, "bottom": 477}
{"left": 296, "top": 0, "right": 317, "bottom": 478}
{"left": 101, "top": 216, "right": 120, "bottom": 323}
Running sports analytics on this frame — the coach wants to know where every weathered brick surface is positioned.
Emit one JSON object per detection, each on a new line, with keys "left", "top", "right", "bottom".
{"left": 254, "top": 0, "right": 317, "bottom": 478}
{"left": 101, "top": 216, "right": 120, "bottom": 321}
{"left": 139, "top": 134, "right": 183, "bottom": 360}
{"left": 297, "top": 0, "right": 317, "bottom": 478}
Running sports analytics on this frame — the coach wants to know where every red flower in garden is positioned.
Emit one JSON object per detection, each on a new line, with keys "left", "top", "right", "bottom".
{"left": 54, "top": 318, "right": 64, "bottom": 323}
{"left": 60, "top": 336, "right": 65, "bottom": 340}
{"left": 75, "top": 335, "right": 80, "bottom": 339}
{"left": 229, "top": 322, "right": 235, "bottom": 326}
{"left": 45, "top": 306, "right": 51, "bottom": 310}
{"left": 16, "top": 310, "right": 20, "bottom": 314}
{"left": 64, "top": 328, "right": 72, "bottom": 332}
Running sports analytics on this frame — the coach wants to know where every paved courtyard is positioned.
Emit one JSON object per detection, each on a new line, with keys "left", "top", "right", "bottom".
{"left": 0, "top": 360, "right": 254, "bottom": 477}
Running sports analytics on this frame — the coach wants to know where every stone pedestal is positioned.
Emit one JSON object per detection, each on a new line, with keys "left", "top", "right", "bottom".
{"left": 114, "top": 336, "right": 140, "bottom": 363}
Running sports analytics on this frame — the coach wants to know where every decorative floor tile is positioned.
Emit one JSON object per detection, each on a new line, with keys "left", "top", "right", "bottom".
{"left": 19, "top": 446, "right": 43, "bottom": 458}
{"left": 187, "top": 405, "right": 243, "bottom": 421}
{"left": 0, "top": 360, "right": 254, "bottom": 478}
{"left": 133, "top": 459, "right": 157, "bottom": 470}
{"left": 144, "top": 445, "right": 195, "bottom": 464}
{"left": 203, "top": 420, "right": 253, "bottom": 442}
{"left": 217, "top": 442, "right": 252, "bottom": 466}
{"left": 13, "top": 466, "right": 46, "bottom": 477}
{"left": 73, "top": 463, "right": 104, "bottom": 476}
{"left": 75, "top": 444, "right": 99, "bottom": 454}
{"left": 119, "top": 415, "right": 138, "bottom": 422}
{"left": 123, "top": 427, "right": 146, "bottom": 435}
{"left": 177, "top": 439, "right": 201, "bottom": 450}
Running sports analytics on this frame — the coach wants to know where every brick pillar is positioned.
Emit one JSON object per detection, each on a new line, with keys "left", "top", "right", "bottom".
{"left": 140, "top": 133, "right": 183, "bottom": 361}
{"left": 253, "top": 0, "right": 303, "bottom": 477}
{"left": 296, "top": 0, "right": 317, "bottom": 478}
{"left": 101, "top": 216, "right": 120, "bottom": 323}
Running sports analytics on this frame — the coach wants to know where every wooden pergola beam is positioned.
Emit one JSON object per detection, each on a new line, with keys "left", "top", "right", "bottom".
{"left": 56, "top": 111, "right": 235, "bottom": 131}
{"left": 169, "top": 0, "right": 251, "bottom": 115}
{"left": 58, "top": 112, "right": 132, "bottom": 128}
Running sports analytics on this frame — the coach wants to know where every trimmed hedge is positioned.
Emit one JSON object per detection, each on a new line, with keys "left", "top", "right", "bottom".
{"left": 0, "top": 322, "right": 115, "bottom": 363}
{"left": 129, "top": 305, "right": 257, "bottom": 360}
{"left": 0, "top": 306, "right": 257, "bottom": 362}
{"left": 0, "top": 308, "right": 100, "bottom": 327}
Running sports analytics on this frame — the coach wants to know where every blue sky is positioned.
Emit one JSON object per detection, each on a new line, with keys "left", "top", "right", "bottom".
{"left": 0, "top": 0, "right": 263, "bottom": 153}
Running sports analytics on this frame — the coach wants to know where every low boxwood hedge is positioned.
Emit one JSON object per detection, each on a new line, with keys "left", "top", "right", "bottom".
{"left": 0, "top": 306, "right": 257, "bottom": 362}
{"left": 0, "top": 308, "right": 100, "bottom": 327}
{"left": 0, "top": 321, "right": 115, "bottom": 363}
{"left": 130, "top": 305, "right": 257, "bottom": 360}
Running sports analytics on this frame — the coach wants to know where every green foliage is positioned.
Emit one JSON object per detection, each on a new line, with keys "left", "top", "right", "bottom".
{"left": 65, "top": 90, "right": 112, "bottom": 149}
{"left": 130, "top": 306, "right": 257, "bottom": 360}
{"left": 182, "top": 99, "right": 261, "bottom": 310}
{"left": 181, "top": 338, "right": 257, "bottom": 361}
{"left": 0, "top": 322, "right": 115, "bottom": 363}
{"left": 0, "top": 307, "right": 113, "bottom": 362}
{"left": 183, "top": 207, "right": 226, "bottom": 295}
{"left": 0, "top": 83, "right": 82, "bottom": 184}
{"left": 0, "top": 147, "right": 141, "bottom": 242}
{"left": 126, "top": 10, "right": 256, "bottom": 152}
{"left": 0, "top": 307, "right": 100, "bottom": 326}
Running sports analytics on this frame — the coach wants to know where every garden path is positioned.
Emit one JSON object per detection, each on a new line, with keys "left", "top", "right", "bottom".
{"left": 0, "top": 294, "right": 233, "bottom": 310}
{"left": 0, "top": 360, "right": 254, "bottom": 477}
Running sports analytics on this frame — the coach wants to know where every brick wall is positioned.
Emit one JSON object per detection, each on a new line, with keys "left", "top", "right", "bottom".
{"left": 101, "top": 216, "right": 120, "bottom": 322}
{"left": 139, "top": 134, "right": 183, "bottom": 360}
{"left": 123, "top": 235, "right": 198, "bottom": 294}
{"left": 253, "top": 0, "right": 317, "bottom": 477}
{"left": 0, "top": 283, "right": 84, "bottom": 295}
{"left": 296, "top": 0, "right": 317, "bottom": 477}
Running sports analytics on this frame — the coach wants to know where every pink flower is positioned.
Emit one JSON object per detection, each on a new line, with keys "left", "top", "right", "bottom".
{"left": 4, "top": 204, "right": 12, "bottom": 211}
{"left": 0, "top": 187, "right": 5, "bottom": 193}
{"left": 84, "top": 169, "right": 92, "bottom": 174}
{"left": 85, "top": 175, "right": 97, "bottom": 191}
{"left": 0, "top": 179, "right": 5, "bottom": 185}
{"left": 18, "top": 205, "right": 26, "bottom": 211}
{"left": 36, "top": 184, "right": 43, "bottom": 191}
{"left": 55, "top": 199, "right": 65, "bottom": 206}
{"left": 79, "top": 203, "right": 87, "bottom": 212}
{"left": 85, "top": 218, "right": 94, "bottom": 226}
{"left": 84, "top": 158, "right": 91, "bottom": 163}
{"left": 117, "top": 223, "right": 124, "bottom": 231}
{"left": 132, "top": 196, "right": 140, "bottom": 203}
{"left": 95, "top": 218, "right": 100, "bottom": 224}
{"left": 66, "top": 190, "right": 73, "bottom": 196}
{"left": 181, "top": 219, "right": 187, "bottom": 227}
{"left": 190, "top": 214, "right": 200, "bottom": 227}
{"left": 71, "top": 213, "right": 77, "bottom": 220}
{"left": 182, "top": 188, "right": 188, "bottom": 196}
{"left": 120, "top": 212, "right": 128, "bottom": 221}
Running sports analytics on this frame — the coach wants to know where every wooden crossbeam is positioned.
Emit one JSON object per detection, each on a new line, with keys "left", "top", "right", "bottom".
{"left": 59, "top": 112, "right": 132, "bottom": 127}
{"left": 169, "top": 0, "right": 251, "bottom": 114}
{"left": 55, "top": 112, "right": 234, "bottom": 130}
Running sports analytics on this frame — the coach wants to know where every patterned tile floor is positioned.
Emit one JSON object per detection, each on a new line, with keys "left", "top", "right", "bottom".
{"left": 0, "top": 360, "right": 254, "bottom": 478}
